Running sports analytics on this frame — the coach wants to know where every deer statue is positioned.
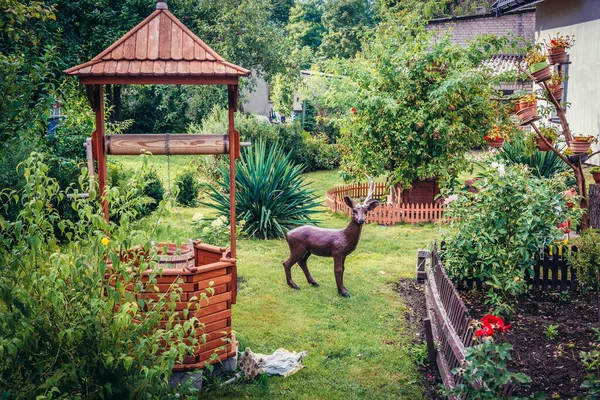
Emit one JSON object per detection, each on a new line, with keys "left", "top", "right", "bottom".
{"left": 283, "top": 178, "right": 379, "bottom": 298}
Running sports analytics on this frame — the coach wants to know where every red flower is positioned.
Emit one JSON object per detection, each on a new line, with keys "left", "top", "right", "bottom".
{"left": 485, "top": 135, "right": 490, "bottom": 140}
{"left": 475, "top": 325, "right": 495, "bottom": 337}
{"left": 479, "top": 314, "right": 511, "bottom": 335}
{"left": 351, "top": 107, "right": 357, "bottom": 114}
{"left": 496, "top": 324, "right": 512, "bottom": 333}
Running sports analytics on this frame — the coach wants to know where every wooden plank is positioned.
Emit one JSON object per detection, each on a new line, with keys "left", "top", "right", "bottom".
{"left": 552, "top": 246, "right": 559, "bottom": 291}
{"left": 147, "top": 15, "right": 160, "bottom": 60}
{"left": 571, "top": 246, "right": 578, "bottom": 291}
{"left": 159, "top": 12, "right": 172, "bottom": 59}
{"left": 533, "top": 257, "right": 540, "bottom": 290}
{"left": 171, "top": 23, "right": 183, "bottom": 60}
{"left": 123, "top": 36, "right": 137, "bottom": 60}
{"left": 543, "top": 252, "right": 549, "bottom": 290}
{"left": 135, "top": 24, "right": 149, "bottom": 59}
{"left": 78, "top": 75, "right": 240, "bottom": 85}
{"left": 560, "top": 250, "right": 568, "bottom": 292}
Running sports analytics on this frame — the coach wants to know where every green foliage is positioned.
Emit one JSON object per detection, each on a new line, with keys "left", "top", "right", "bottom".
{"left": 408, "top": 342, "right": 430, "bottom": 367}
{"left": 204, "top": 141, "right": 320, "bottom": 239}
{"left": 287, "top": 0, "right": 326, "bottom": 51}
{"left": 545, "top": 324, "right": 559, "bottom": 340}
{"left": 191, "top": 214, "right": 245, "bottom": 247}
{"left": 442, "top": 163, "right": 581, "bottom": 315}
{"left": 449, "top": 338, "right": 536, "bottom": 399}
{"left": 0, "top": 153, "right": 202, "bottom": 399}
{"left": 568, "top": 229, "right": 600, "bottom": 291}
{"left": 319, "top": 13, "right": 511, "bottom": 187}
{"left": 139, "top": 169, "right": 165, "bottom": 216}
{"left": 581, "top": 340, "right": 600, "bottom": 396}
{"left": 191, "top": 107, "right": 340, "bottom": 172}
{"left": 319, "top": 0, "right": 373, "bottom": 59}
{"left": 175, "top": 169, "right": 201, "bottom": 207}
{"left": 497, "top": 136, "right": 571, "bottom": 181}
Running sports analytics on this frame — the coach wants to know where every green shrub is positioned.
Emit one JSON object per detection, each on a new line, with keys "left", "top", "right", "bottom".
{"left": 175, "top": 168, "right": 201, "bottom": 207}
{"left": 442, "top": 163, "right": 582, "bottom": 315}
{"left": 204, "top": 141, "right": 320, "bottom": 239}
{"left": 569, "top": 229, "right": 600, "bottom": 292}
{"left": 139, "top": 169, "right": 165, "bottom": 216}
{"left": 0, "top": 153, "right": 201, "bottom": 398}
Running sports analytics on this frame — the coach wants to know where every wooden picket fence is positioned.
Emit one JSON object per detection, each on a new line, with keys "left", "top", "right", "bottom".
{"left": 417, "top": 244, "right": 580, "bottom": 397}
{"left": 325, "top": 182, "right": 444, "bottom": 225}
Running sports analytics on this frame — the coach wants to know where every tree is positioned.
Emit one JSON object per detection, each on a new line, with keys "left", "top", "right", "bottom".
{"left": 319, "top": 0, "right": 373, "bottom": 59}
{"left": 286, "top": 0, "right": 326, "bottom": 52}
{"left": 317, "top": 13, "right": 509, "bottom": 190}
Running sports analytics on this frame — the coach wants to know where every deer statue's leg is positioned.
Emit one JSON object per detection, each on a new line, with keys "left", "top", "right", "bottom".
{"left": 283, "top": 250, "right": 304, "bottom": 290}
{"left": 342, "top": 256, "right": 348, "bottom": 292}
{"left": 298, "top": 252, "right": 318, "bottom": 287}
{"left": 333, "top": 255, "right": 349, "bottom": 298}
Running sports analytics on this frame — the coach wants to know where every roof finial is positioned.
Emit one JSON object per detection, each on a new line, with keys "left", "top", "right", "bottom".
{"left": 156, "top": 1, "right": 168, "bottom": 10}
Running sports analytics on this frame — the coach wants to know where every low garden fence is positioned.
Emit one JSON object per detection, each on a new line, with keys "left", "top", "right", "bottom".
{"left": 325, "top": 182, "right": 444, "bottom": 225}
{"left": 416, "top": 244, "right": 580, "bottom": 396}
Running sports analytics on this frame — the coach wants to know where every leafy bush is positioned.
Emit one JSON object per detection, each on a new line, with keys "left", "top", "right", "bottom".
{"left": 442, "top": 163, "right": 581, "bottom": 315}
{"left": 190, "top": 107, "right": 340, "bottom": 172}
{"left": 175, "top": 169, "right": 201, "bottom": 207}
{"left": 568, "top": 229, "right": 600, "bottom": 291}
{"left": 191, "top": 214, "right": 245, "bottom": 247}
{"left": 0, "top": 154, "right": 201, "bottom": 399}
{"left": 204, "top": 141, "right": 320, "bottom": 239}
{"left": 139, "top": 169, "right": 165, "bottom": 216}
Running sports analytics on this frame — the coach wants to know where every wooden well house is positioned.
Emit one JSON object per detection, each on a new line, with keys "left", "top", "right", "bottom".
{"left": 64, "top": 0, "right": 249, "bottom": 370}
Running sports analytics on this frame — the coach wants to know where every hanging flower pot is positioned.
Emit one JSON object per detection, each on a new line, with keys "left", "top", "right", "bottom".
{"left": 530, "top": 61, "right": 552, "bottom": 83}
{"left": 486, "top": 138, "right": 505, "bottom": 148}
{"left": 536, "top": 137, "right": 554, "bottom": 152}
{"left": 516, "top": 105, "right": 537, "bottom": 122}
{"left": 569, "top": 140, "right": 592, "bottom": 154}
{"left": 547, "top": 47, "right": 567, "bottom": 64}
{"left": 549, "top": 84, "right": 563, "bottom": 101}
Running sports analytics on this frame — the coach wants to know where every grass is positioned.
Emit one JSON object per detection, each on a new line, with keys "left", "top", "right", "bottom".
{"left": 117, "top": 154, "right": 440, "bottom": 399}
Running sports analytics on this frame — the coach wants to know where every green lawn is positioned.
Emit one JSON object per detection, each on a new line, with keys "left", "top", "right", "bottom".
{"left": 116, "top": 156, "right": 439, "bottom": 398}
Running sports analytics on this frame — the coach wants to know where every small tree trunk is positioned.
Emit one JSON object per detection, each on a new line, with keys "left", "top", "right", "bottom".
{"left": 589, "top": 184, "right": 600, "bottom": 229}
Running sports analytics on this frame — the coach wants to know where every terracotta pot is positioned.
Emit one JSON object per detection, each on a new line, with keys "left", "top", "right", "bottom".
{"left": 547, "top": 47, "right": 567, "bottom": 64}
{"left": 536, "top": 137, "right": 554, "bottom": 152}
{"left": 593, "top": 172, "right": 600, "bottom": 184}
{"left": 548, "top": 85, "right": 563, "bottom": 101}
{"left": 516, "top": 105, "right": 537, "bottom": 122}
{"left": 486, "top": 138, "right": 505, "bottom": 148}
{"left": 513, "top": 102, "right": 523, "bottom": 113}
{"left": 569, "top": 140, "right": 592, "bottom": 154}
{"left": 530, "top": 62, "right": 552, "bottom": 83}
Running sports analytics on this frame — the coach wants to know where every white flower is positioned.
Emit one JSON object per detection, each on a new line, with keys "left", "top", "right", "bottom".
{"left": 211, "top": 218, "right": 224, "bottom": 228}
{"left": 192, "top": 213, "right": 204, "bottom": 222}
{"left": 497, "top": 164, "right": 506, "bottom": 177}
{"left": 444, "top": 194, "right": 458, "bottom": 204}
{"left": 491, "top": 162, "right": 499, "bottom": 169}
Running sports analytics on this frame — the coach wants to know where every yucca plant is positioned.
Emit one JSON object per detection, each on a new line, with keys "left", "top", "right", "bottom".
{"left": 497, "top": 136, "right": 571, "bottom": 181}
{"left": 204, "top": 141, "right": 320, "bottom": 239}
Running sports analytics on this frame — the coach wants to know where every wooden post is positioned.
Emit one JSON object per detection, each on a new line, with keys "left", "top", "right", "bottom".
{"left": 423, "top": 318, "right": 436, "bottom": 364}
{"left": 589, "top": 184, "right": 600, "bottom": 229}
{"left": 90, "top": 84, "right": 108, "bottom": 221}
{"left": 228, "top": 84, "right": 238, "bottom": 304}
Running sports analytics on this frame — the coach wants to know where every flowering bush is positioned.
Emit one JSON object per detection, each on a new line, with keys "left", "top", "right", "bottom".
{"left": 442, "top": 163, "right": 582, "bottom": 315}
{"left": 191, "top": 213, "right": 245, "bottom": 246}
{"left": 525, "top": 49, "right": 547, "bottom": 67}
{"left": 449, "top": 315, "right": 537, "bottom": 399}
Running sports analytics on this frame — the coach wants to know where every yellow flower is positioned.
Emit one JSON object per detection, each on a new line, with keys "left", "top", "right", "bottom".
{"left": 101, "top": 237, "right": 110, "bottom": 246}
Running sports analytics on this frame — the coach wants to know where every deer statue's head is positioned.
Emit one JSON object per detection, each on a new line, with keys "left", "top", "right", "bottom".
{"left": 343, "top": 177, "right": 379, "bottom": 225}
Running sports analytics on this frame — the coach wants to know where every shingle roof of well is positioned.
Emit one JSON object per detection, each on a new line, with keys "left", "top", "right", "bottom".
{"left": 64, "top": 4, "right": 249, "bottom": 78}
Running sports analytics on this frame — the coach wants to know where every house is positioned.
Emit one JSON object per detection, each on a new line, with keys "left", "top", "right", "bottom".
{"left": 493, "top": 0, "right": 600, "bottom": 162}
{"left": 427, "top": 7, "right": 536, "bottom": 95}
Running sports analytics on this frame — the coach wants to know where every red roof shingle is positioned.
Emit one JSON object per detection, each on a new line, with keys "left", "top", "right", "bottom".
{"left": 64, "top": 5, "right": 250, "bottom": 81}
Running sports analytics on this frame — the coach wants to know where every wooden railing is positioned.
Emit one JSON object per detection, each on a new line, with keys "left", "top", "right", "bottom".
{"left": 325, "top": 182, "right": 444, "bottom": 225}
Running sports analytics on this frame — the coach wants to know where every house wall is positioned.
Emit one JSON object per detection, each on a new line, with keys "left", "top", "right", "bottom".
{"left": 536, "top": 0, "right": 600, "bottom": 164}
{"left": 428, "top": 9, "right": 536, "bottom": 45}
{"left": 241, "top": 72, "right": 271, "bottom": 117}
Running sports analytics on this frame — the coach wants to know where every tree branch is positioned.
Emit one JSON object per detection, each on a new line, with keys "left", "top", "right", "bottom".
{"left": 530, "top": 123, "right": 577, "bottom": 173}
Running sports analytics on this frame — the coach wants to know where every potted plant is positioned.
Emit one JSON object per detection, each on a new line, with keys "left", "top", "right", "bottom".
{"left": 590, "top": 166, "right": 600, "bottom": 184}
{"left": 526, "top": 49, "right": 552, "bottom": 83}
{"left": 569, "top": 134, "right": 596, "bottom": 154}
{"left": 485, "top": 124, "right": 508, "bottom": 148}
{"left": 516, "top": 94, "right": 538, "bottom": 122}
{"left": 544, "top": 33, "right": 575, "bottom": 64}
{"left": 547, "top": 71, "right": 565, "bottom": 101}
{"left": 536, "top": 125, "right": 558, "bottom": 151}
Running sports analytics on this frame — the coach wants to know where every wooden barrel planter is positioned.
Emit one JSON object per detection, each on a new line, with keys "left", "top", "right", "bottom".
{"left": 109, "top": 240, "right": 237, "bottom": 371}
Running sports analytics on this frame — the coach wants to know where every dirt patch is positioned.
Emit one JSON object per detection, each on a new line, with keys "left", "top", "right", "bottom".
{"left": 460, "top": 290, "right": 600, "bottom": 398}
{"left": 395, "top": 278, "right": 444, "bottom": 400}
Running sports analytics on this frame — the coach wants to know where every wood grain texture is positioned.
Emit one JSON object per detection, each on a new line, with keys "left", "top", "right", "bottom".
{"left": 159, "top": 12, "right": 172, "bottom": 59}
{"left": 105, "top": 134, "right": 229, "bottom": 155}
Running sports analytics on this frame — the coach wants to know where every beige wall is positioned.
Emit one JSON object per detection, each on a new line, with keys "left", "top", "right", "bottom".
{"left": 242, "top": 71, "right": 272, "bottom": 117}
{"left": 536, "top": 0, "right": 600, "bottom": 163}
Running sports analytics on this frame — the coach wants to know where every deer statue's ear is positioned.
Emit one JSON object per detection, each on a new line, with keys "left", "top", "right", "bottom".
{"left": 366, "top": 200, "right": 380, "bottom": 211}
{"left": 343, "top": 196, "right": 354, "bottom": 208}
